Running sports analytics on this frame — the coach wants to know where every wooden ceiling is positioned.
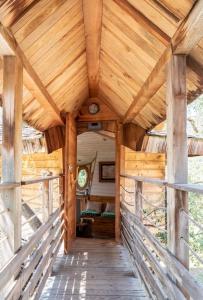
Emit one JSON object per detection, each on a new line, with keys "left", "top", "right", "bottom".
{"left": 0, "top": 0, "right": 202, "bottom": 131}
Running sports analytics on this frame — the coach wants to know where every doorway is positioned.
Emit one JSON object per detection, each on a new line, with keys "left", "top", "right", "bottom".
{"left": 76, "top": 132, "right": 116, "bottom": 239}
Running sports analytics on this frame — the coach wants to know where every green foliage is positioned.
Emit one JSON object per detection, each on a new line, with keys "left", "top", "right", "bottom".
{"left": 189, "top": 192, "right": 203, "bottom": 267}
{"left": 187, "top": 95, "right": 203, "bottom": 136}
{"left": 187, "top": 96, "right": 203, "bottom": 268}
{"left": 155, "top": 231, "right": 167, "bottom": 244}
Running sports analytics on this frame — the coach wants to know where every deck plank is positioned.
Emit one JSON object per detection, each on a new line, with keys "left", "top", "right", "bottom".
{"left": 40, "top": 238, "right": 149, "bottom": 299}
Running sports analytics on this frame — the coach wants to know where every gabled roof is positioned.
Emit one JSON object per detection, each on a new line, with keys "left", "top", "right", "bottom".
{"left": 0, "top": 0, "right": 202, "bottom": 131}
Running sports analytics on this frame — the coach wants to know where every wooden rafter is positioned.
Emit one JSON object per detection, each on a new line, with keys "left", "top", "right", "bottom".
{"left": 0, "top": 24, "right": 64, "bottom": 126}
{"left": 172, "top": 0, "right": 203, "bottom": 54}
{"left": 124, "top": 47, "right": 172, "bottom": 123}
{"left": 83, "top": 0, "right": 103, "bottom": 97}
{"left": 124, "top": 0, "right": 203, "bottom": 123}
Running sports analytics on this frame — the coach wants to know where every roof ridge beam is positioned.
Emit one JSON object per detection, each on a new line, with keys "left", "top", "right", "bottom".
{"left": 82, "top": 0, "right": 103, "bottom": 97}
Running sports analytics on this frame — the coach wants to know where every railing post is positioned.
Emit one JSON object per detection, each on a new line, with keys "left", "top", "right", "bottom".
{"left": 42, "top": 180, "right": 49, "bottom": 222}
{"left": 48, "top": 179, "right": 53, "bottom": 215}
{"left": 164, "top": 187, "right": 167, "bottom": 232}
{"left": 135, "top": 180, "right": 143, "bottom": 222}
{"left": 166, "top": 54, "right": 189, "bottom": 270}
{"left": 115, "top": 122, "right": 122, "bottom": 242}
{"left": 59, "top": 175, "right": 64, "bottom": 208}
{"left": 42, "top": 177, "right": 53, "bottom": 222}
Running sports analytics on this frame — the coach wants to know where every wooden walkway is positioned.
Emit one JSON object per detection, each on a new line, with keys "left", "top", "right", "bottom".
{"left": 40, "top": 238, "right": 149, "bottom": 300}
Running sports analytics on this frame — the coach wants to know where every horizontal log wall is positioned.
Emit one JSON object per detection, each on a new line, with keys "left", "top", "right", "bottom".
{"left": 0, "top": 150, "right": 62, "bottom": 206}
{"left": 122, "top": 148, "right": 165, "bottom": 204}
{"left": 124, "top": 149, "right": 165, "bottom": 177}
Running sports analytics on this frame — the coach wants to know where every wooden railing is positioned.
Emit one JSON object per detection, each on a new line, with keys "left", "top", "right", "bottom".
{"left": 120, "top": 174, "right": 203, "bottom": 300}
{"left": 21, "top": 175, "right": 63, "bottom": 226}
{"left": 0, "top": 175, "right": 64, "bottom": 300}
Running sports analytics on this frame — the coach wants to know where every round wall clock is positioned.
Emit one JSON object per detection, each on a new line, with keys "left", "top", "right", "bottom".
{"left": 88, "top": 103, "right": 100, "bottom": 115}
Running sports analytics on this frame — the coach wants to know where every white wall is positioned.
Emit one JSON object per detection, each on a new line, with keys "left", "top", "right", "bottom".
{"left": 77, "top": 132, "right": 115, "bottom": 196}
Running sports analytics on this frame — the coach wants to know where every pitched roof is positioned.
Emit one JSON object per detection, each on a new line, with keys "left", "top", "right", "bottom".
{"left": 0, "top": 0, "right": 202, "bottom": 131}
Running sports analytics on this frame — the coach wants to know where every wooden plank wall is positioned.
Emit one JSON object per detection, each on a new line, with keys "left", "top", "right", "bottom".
{"left": 21, "top": 150, "right": 63, "bottom": 177}
{"left": 122, "top": 148, "right": 165, "bottom": 205}
{"left": 0, "top": 149, "right": 62, "bottom": 203}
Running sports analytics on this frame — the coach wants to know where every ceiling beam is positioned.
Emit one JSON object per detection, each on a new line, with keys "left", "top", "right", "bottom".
{"left": 0, "top": 24, "right": 64, "bottom": 126}
{"left": 83, "top": 0, "right": 103, "bottom": 97}
{"left": 124, "top": 46, "right": 172, "bottom": 123}
{"left": 123, "top": 0, "right": 203, "bottom": 123}
{"left": 172, "top": 0, "right": 203, "bottom": 54}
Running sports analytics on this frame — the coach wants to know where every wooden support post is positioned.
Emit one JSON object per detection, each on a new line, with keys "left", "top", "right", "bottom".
{"left": 120, "top": 143, "right": 125, "bottom": 212}
{"left": 115, "top": 122, "right": 122, "bottom": 242}
{"left": 135, "top": 181, "right": 143, "bottom": 221}
{"left": 42, "top": 180, "right": 49, "bottom": 222}
{"left": 64, "top": 113, "right": 77, "bottom": 253}
{"left": 59, "top": 175, "right": 64, "bottom": 208}
{"left": 166, "top": 55, "right": 189, "bottom": 269}
{"left": 42, "top": 179, "right": 53, "bottom": 222}
{"left": 48, "top": 180, "right": 53, "bottom": 215}
{"left": 2, "top": 56, "right": 23, "bottom": 253}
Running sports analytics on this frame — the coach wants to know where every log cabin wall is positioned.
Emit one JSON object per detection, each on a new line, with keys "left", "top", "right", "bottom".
{"left": 0, "top": 149, "right": 62, "bottom": 203}
{"left": 124, "top": 148, "right": 165, "bottom": 179}
{"left": 121, "top": 147, "right": 166, "bottom": 211}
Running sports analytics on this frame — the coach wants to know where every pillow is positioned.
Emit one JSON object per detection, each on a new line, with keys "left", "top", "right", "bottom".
{"left": 86, "top": 201, "right": 102, "bottom": 213}
{"left": 105, "top": 202, "right": 115, "bottom": 213}
{"left": 81, "top": 210, "right": 100, "bottom": 217}
{"left": 101, "top": 211, "right": 115, "bottom": 218}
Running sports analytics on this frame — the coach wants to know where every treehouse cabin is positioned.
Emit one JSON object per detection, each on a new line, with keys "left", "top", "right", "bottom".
{"left": 0, "top": 0, "right": 203, "bottom": 299}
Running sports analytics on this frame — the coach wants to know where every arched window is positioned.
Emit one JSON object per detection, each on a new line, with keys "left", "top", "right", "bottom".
{"left": 77, "top": 166, "right": 89, "bottom": 190}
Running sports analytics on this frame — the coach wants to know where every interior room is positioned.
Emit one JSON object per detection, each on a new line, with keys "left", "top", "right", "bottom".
{"left": 76, "top": 131, "right": 116, "bottom": 239}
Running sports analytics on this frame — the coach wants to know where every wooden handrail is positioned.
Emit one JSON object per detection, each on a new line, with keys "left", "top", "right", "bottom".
{"left": 0, "top": 182, "right": 21, "bottom": 190}
{"left": 121, "top": 174, "right": 203, "bottom": 194}
{"left": 0, "top": 208, "right": 60, "bottom": 291}
{"left": 0, "top": 176, "right": 62, "bottom": 189}
{"left": 120, "top": 174, "right": 166, "bottom": 186}
{"left": 121, "top": 203, "right": 203, "bottom": 300}
{"left": 0, "top": 208, "right": 63, "bottom": 299}
{"left": 167, "top": 183, "right": 203, "bottom": 194}
{"left": 21, "top": 175, "right": 61, "bottom": 185}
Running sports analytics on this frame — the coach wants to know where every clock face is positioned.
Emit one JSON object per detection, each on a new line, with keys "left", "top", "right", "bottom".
{"left": 88, "top": 103, "right": 100, "bottom": 115}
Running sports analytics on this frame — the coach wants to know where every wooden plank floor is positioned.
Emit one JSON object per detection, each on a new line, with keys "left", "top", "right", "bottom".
{"left": 40, "top": 238, "right": 149, "bottom": 300}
